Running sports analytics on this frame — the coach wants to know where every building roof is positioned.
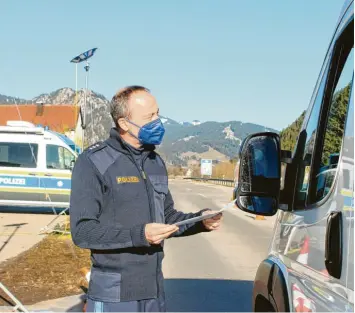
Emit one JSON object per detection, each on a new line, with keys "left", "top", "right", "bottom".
{"left": 0, "top": 104, "right": 80, "bottom": 133}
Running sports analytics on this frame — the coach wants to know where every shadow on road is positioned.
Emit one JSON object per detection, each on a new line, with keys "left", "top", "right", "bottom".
{"left": 165, "top": 278, "right": 253, "bottom": 312}
{"left": 63, "top": 279, "right": 253, "bottom": 312}
{"left": 0, "top": 294, "right": 14, "bottom": 308}
{"left": 66, "top": 294, "right": 87, "bottom": 312}
{"left": 0, "top": 222, "right": 27, "bottom": 255}
{"left": 0, "top": 206, "right": 67, "bottom": 214}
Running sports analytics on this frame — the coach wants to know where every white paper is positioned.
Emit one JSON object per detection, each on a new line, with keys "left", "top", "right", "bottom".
{"left": 174, "top": 208, "right": 225, "bottom": 226}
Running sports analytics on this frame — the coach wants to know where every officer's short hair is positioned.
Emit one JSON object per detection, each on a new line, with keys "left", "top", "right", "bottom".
{"left": 110, "top": 85, "right": 150, "bottom": 128}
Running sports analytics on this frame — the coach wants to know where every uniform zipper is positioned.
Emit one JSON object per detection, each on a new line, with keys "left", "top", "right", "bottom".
{"left": 126, "top": 150, "right": 160, "bottom": 299}
{"left": 126, "top": 151, "right": 154, "bottom": 222}
{"left": 141, "top": 168, "right": 147, "bottom": 180}
{"left": 141, "top": 155, "right": 161, "bottom": 300}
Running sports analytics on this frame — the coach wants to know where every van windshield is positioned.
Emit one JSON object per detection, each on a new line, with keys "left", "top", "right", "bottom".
{"left": 0, "top": 142, "right": 38, "bottom": 168}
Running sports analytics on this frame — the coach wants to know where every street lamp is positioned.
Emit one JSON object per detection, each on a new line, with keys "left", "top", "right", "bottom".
{"left": 70, "top": 47, "right": 98, "bottom": 150}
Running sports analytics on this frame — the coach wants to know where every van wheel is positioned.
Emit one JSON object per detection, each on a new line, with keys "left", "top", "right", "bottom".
{"left": 254, "top": 295, "right": 275, "bottom": 312}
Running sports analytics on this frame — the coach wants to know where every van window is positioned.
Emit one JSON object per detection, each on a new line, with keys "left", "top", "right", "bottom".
{"left": 0, "top": 142, "right": 38, "bottom": 168}
{"left": 294, "top": 61, "right": 329, "bottom": 205}
{"left": 295, "top": 20, "right": 354, "bottom": 207}
{"left": 46, "top": 145, "right": 75, "bottom": 170}
{"left": 314, "top": 48, "right": 353, "bottom": 202}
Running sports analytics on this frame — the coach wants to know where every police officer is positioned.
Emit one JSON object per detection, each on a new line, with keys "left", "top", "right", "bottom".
{"left": 70, "top": 86, "right": 223, "bottom": 312}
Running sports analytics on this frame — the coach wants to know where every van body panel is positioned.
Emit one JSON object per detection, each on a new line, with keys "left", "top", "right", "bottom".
{"left": 249, "top": 2, "right": 354, "bottom": 311}
{"left": 0, "top": 126, "right": 77, "bottom": 209}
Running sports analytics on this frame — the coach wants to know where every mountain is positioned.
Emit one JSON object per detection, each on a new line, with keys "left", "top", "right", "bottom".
{"left": 0, "top": 88, "right": 112, "bottom": 145}
{"left": 160, "top": 116, "right": 180, "bottom": 126}
{"left": 159, "top": 120, "right": 277, "bottom": 165}
{"left": 33, "top": 88, "right": 107, "bottom": 105}
{"left": 0, "top": 94, "right": 28, "bottom": 104}
{"left": 0, "top": 87, "right": 278, "bottom": 165}
{"left": 33, "top": 87, "right": 113, "bottom": 145}
{"left": 33, "top": 88, "right": 76, "bottom": 104}
{"left": 179, "top": 121, "right": 193, "bottom": 126}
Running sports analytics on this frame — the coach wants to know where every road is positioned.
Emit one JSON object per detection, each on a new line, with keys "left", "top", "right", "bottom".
{"left": 163, "top": 179, "right": 276, "bottom": 312}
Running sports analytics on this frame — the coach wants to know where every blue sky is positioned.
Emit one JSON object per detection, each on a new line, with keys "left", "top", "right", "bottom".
{"left": 0, "top": 1, "right": 345, "bottom": 130}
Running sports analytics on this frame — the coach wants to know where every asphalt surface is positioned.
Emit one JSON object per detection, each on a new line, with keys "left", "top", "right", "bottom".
{"left": 163, "top": 179, "right": 276, "bottom": 312}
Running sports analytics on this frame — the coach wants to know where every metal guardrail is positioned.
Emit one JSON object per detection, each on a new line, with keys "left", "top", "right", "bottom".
{"left": 184, "top": 177, "right": 235, "bottom": 187}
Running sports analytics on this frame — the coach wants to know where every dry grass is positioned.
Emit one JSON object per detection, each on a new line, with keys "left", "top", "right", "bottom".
{"left": 0, "top": 234, "right": 90, "bottom": 306}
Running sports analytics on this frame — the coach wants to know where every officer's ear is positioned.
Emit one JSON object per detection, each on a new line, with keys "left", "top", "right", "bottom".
{"left": 118, "top": 118, "right": 129, "bottom": 132}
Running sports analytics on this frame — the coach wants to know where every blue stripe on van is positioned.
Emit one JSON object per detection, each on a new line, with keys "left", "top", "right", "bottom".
{"left": 344, "top": 196, "right": 353, "bottom": 207}
{"left": 0, "top": 175, "right": 38, "bottom": 187}
{"left": 39, "top": 177, "right": 71, "bottom": 189}
{"left": 0, "top": 175, "right": 71, "bottom": 189}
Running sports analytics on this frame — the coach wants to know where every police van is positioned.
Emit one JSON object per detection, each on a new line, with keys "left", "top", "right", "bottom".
{"left": 234, "top": 0, "right": 354, "bottom": 311}
{"left": 0, "top": 121, "right": 78, "bottom": 210}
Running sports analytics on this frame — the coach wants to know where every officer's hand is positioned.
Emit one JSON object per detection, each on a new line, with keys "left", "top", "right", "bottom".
{"left": 145, "top": 223, "right": 179, "bottom": 245}
{"left": 202, "top": 210, "right": 223, "bottom": 231}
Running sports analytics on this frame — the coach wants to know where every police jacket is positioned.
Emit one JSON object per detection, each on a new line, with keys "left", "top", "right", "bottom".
{"left": 70, "top": 128, "right": 208, "bottom": 302}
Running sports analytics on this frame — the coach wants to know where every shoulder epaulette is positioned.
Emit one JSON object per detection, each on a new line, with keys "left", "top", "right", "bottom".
{"left": 85, "top": 141, "right": 106, "bottom": 155}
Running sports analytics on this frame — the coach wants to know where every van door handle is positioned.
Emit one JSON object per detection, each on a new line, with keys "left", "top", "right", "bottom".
{"left": 325, "top": 211, "right": 343, "bottom": 279}
{"left": 28, "top": 172, "right": 36, "bottom": 176}
{"left": 44, "top": 173, "right": 53, "bottom": 177}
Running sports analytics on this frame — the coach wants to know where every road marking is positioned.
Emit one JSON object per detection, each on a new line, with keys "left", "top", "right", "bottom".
{"left": 186, "top": 188, "right": 192, "bottom": 192}
{"left": 198, "top": 193, "right": 207, "bottom": 198}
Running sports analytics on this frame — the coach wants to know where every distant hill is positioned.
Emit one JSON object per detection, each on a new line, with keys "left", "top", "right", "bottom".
{"left": 159, "top": 120, "right": 277, "bottom": 165}
{"left": 1, "top": 87, "right": 278, "bottom": 165}
{"left": 0, "top": 94, "right": 28, "bottom": 104}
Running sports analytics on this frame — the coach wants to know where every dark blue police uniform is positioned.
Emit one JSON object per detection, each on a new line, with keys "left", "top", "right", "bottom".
{"left": 70, "top": 128, "right": 209, "bottom": 312}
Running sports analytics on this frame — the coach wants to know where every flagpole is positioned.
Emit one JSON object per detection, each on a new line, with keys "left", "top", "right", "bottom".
{"left": 75, "top": 63, "right": 78, "bottom": 105}
{"left": 70, "top": 47, "right": 98, "bottom": 151}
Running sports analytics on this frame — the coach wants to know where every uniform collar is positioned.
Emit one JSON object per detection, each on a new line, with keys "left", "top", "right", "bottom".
{"left": 107, "top": 128, "right": 155, "bottom": 154}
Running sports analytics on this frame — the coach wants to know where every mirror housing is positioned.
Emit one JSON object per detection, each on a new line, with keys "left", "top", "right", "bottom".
{"left": 235, "top": 132, "right": 281, "bottom": 216}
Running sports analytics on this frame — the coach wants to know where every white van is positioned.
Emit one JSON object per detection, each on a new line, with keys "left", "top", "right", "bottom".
{"left": 0, "top": 121, "right": 78, "bottom": 209}
{"left": 234, "top": 1, "right": 354, "bottom": 311}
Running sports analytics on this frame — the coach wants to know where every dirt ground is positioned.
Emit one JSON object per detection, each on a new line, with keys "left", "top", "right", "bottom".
{"left": 0, "top": 234, "right": 90, "bottom": 306}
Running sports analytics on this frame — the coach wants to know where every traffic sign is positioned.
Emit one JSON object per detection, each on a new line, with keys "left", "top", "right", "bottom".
{"left": 201, "top": 159, "right": 213, "bottom": 176}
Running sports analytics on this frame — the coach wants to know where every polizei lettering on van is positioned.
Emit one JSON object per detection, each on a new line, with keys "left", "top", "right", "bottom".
{"left": 0, "top": 177, "right": 26, "bottom": 185}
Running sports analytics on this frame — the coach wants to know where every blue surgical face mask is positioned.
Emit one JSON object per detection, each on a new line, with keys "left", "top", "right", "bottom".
{"left": 125, "top": 118, "right": 165, "bottom": 145}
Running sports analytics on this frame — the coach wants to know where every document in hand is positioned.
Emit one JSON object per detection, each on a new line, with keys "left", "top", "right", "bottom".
{"left": 174, "top": 208, "right": 225, "bottom": 226}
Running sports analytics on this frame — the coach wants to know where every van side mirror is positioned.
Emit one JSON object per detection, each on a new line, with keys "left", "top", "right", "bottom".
{"left": 235, "top": 132, "right": 281, "bottom": 216}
